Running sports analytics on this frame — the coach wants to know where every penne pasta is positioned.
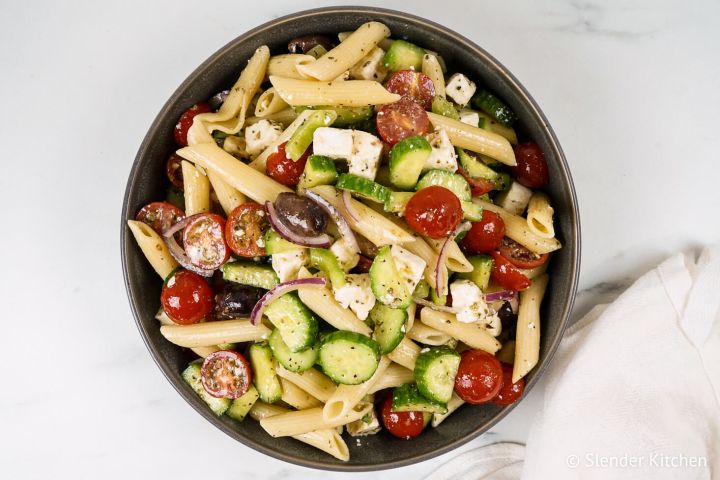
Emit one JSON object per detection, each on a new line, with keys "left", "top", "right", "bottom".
{"left": 254, "top": 87, "right": 290, "bottom": 117}
{"left": 270, "top": 76, "right": 400, "bottom": 107}
{"left": 477, "top": 111, "right": 519, "bottom": 146}
{"left": 408, "top": 322, "right": 453, "bottom": 346}
{"left": 513, "top": 274, "right": 549, "bottom": 383}
{"left": 206, "top": 169, "right": 246, "bottom": 216}
{"left": 422, "top": 53, "right": 446, "bottom": 98}
{"left": 323, "top": 357, "right": 390, "bottom": 422}
{"left": 245, "top": 107, "right": 298, "bottom": 128}
{"left": 267, "top": 54, "right": 316, "bottom": 80}
{"left": 260, "top": 402, "right": 373, "bottom": 437}
{"left": 181, "top": 160, "right": 210, "bottom": 215}
{"left": 338, "top": 31, "right": 394, "bottom": 51}
{"left": 159, "top": 319, "right": 271, "bottom": 348}
{"left": 127, "top": 220, "right": 178, "bottom": 279}
{"left": 526, "top": 192, "right": 555, "bottom": 239}
{"left": 420, "top": 308, "right": 502, "bottom": 354}
{"left": 428, "top": 112, "right": 516, "bottom": 166}
{"left": 280, "top": 378, "right": 324, "bottom": 410}
{"left": 298, "top": 22, "right": 390, "bottom": 81}
{"left": 154, "top": 309, "right": 221, "bottom": 357}
{"left": 387, "top": 338, "right": 422, "bottom": 371}
{"left": 431, "top": 392, "right": 465, "bottom": 427}
{"left": 248, "top": 109, "right": 314, "bottom": 172}
{"left": 276, "top": 366, "right": 336, "bottom": 403}
{"left": 368, "top": 363, "right": 415, "bottom": 393}
{"left": 425, "top": 237, "right": 473, "bottom": 273}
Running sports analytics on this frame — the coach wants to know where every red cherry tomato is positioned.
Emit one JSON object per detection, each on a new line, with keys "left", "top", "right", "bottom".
{"left": 136, "top": 201, "right": 184, "bottom": 235}
{"left": 183, "top": 213, "right": 230, "bottom": 270}
{"left": 490, "top": 250, "right": 532, "bottom": 291}
{"left": 454, "top": 349, "right": 504, "bottom": 404}
{"left": 457, "top": 168, "right": 495, "bottom": 196}
{"left": 385, "top": 70, "right": 436, "bottom": 110}
{"left": 404, "top": 186, "right": 463, "bottom": 239}
{"left": 161, "top": 270, "right": 214, "bottom": 324}
{"left": 460, "top": 210, "right": 505, "bottom": 254}
{"left": 226, "top": 203, "right": 268, "bottom": 257}
{"left": 266, "top": 142, "right": 310, "bottom": 187}
{"left": 492, "top": 363, "right": 525, "bottom": 406}
{"left": 174, "top": 102, "right": 211, "bottom": 146}
{"left": 201, "top": 350, "right": 253, "bottom": 399}
{"left": 376, "top": 98, "right": 430, "bottom": 145}
{"left": 166, "top": 153, "right": 185, "bottom": 190}
{"left": 498, "top": 237, "right": 549, "bottom": 269}
{"left": 380, "top": 394, "right": 425, "bottom": 439}
{"left": 512, "top": 142, "right": 549, "bottom": 188}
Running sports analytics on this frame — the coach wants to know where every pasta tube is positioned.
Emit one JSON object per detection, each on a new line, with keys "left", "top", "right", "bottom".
{"left": 259, "top": 402, "right": 373, "bottom": 437}
{"left": 420, "top": 308, "right": 502, "bottom": 354}
{"left": 513, "top": 274, "right": 549, "bottom": 382}
{"left": 475, "top": 200, "right": 561, "bottom": 254}
{"left": 269, "top": 76, "right": 400, "bottom": 107}
{"left": 127, "top": 220, "right": 178, "bottom": 279}
{"left": 526, "top": 192, "right": 555, "bottom": 239}
{"left": 323, "top": 357, "right": 390, "bottom": 422}
{"left": 428, "top": 112, "right": 516, "bottom": 166}
{"left": 159, "top": 319, "right": 271, "bottom": 348}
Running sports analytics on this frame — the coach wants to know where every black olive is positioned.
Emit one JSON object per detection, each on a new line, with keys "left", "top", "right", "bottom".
{"left": 274, "top": 192, "right": 328, "bottom": 237}
{"left": 213, "top": 284, "right": 264, "bottom": 319}
{"left": 497, "top": 301, "right": 518, "bottom": 329}
{"left": 208, "top": 89, "right": 230, "bottom": 111}
{"left": 287, "top": 35, "right": 336, "bottom": 54}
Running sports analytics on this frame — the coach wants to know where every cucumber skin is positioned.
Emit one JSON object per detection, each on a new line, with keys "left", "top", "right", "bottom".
{"left": 225, "top": 385, "right": 260, "bottom": 421}
{"left": 369, "top": 303, "right": 408, "bottom": 354}
{"left": 318, "top": 331, "right": 380, "bottom": 385}
{"left": 264, "top": 229, "right": 305, "bottom": 255}
{"left": 384, "top": 39, "right": 425, "bottom": 72}
{"left": 392, "top": 383, "right": 448, "bottom": 414}
{"left": 309, "top": 248, "right": 345, "bottom": 290}
{"left": 181, "top": 363, "right": 231, "bottom": 416}
{"left": 294, "top": 105, "right": 373, "bottom": 128}
{"left": 222, "top": 262, "right": 279, "bottom": 290}
{"left": 286, "top": 110, "right": 337, "bottom": 161}
{"left": 457, "top": 148, "right": 508, "bottom": 190}
{"left": 369, "top": 246, "right": 411, "bottom": 309}
{"left": 431, "top": 96, "right": 459, "bottom": 120}
{"left": 336, "top": 174, "right": 390, "bottom": 203}
{"left": 268, "top": 328, "right": 318, "bottom": 373}
{"left": 457, "top": 255, "right": 494, "bottom": 291}
{"left": 416, "top": 169, "right": 471, "bottom": 201}
{"left": 461, "top": 201, "right": 483, "bottom": 222}
{"left": 263, "top": 293, "right": 318, "bottom": 352}
{"left": 249, "top": 343, "right": 283, "bottom": 403}
{"left": 389, "top": 136, "right": 432, "bottom": 190}
{"left": 384, "top": 191, "right": 414, "bottom": 214}
{"left": 471, "top": 90, "right": 517, "bottom": 127}
{"left": 298, "top": 155, "right": 338, "bottom": 189}
{"left": 413, "top": 279, "right": 431, "bottom": 299}
{"left": 414, "top": 346, "right": 461, "bottom": 404}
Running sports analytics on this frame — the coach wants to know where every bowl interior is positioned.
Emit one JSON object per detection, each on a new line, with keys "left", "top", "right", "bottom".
{"left": 122, "top": 6, "right": 579, "bottom": 471}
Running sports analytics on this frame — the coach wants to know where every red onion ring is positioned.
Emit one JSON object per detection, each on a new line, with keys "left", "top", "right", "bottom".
{"left": 484, "top": 290, "right": 517, "bottom": 303}
{"left": 434, "top": 222, "right": 472, "bottom": 297}
{"left": 264, "top": 201, "right": 332, "bottom": 248}
{"left": 413, "top": 297, "right": 459, "bottom": 314}
{"left": 250, "top": 277, "right": 327, "bottom": 325}
{"left": 163, "top": 215, "right": 215, "bottom": 277}
{"left": 303, "top": 190, "right": 359, "bottom": 255}
{"left": 342, "top": 190, "right": 360, "bottom": 223}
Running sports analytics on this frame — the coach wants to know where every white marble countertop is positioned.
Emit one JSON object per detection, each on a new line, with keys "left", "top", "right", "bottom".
{"left": 2, "top": 0, "right": 719, "bottom": 478}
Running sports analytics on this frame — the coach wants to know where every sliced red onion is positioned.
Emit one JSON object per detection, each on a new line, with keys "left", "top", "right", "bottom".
{"left": 484, "top": 290, "right": 517, "bottom": 303}
{"left": 264, "top": 201, "right": 332, "bottom": 248}
{"left": 163, "top": 216, "right": 215, "bottom": 277}
{"left": 342, "top": 190, "right": 360, "bottom": 223}
{"left": 250, "top": 277, "right": 327, "bottom": 325}
{"left": 413, "top": 297, "right": 459, "bottom": 314}
{"left": 304, "top": 190, "right": 359, "bottom": 255}
{"left": 435, "top": 222, "right": 472, "bottom": 297}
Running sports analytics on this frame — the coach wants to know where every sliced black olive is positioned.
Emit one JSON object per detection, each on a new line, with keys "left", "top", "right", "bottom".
{"left": 497, "top": 301, "right": 517, "bottom": 328}
{"left": 208, "top": 89, "right": 230, "bottom": 111}
{"left": 213, "top": 284, "right": 264, "bottom": 319}
{"left": 274, "top": 192, "right": 328, "bottom": 237}
{"left": 288, "top": 35, "right": 336, "bottom": 54}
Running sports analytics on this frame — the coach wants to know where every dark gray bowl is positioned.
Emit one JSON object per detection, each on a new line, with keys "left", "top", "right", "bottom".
{"left": 121, "top": 6, "right": 580, "bottom": 472}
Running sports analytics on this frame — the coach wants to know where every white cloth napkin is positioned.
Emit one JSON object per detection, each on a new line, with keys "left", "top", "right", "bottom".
{"left": 426, "top": 246, "right": 720, "bottom": 480}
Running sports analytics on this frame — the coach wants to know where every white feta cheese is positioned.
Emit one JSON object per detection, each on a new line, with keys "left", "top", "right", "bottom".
{"left": 423, "top": 128, "right": 458, "bottom": 172}
{"left": 346, "top": 408, "right": 381, "bottom": 437}
{"left": 349, "top": 47, "right": 388, "bottom": 82}
{"left": 450, "top": 280, "right": 498, "bottom": 332}
{"left": 446, "top": 73, "right": 477, "bottom": 106}
{"left": 495, "top": 181, "right": 533, "bottom": 215}
{"left": 333, "top": 273, "right": 376, "bottom": 321}
{"left": 348, "top": 131, "right": 383, "bottom": 180}
{"left": 458, "top": 109, "right": 480, "bottom": 128}
{"left": 271, "top": 250, "right": 307, "bottom": 283}
{"left": 312, "top": 127, "right": 354, "bottom": 159}
{"left": 244, "top": 119, "right": 283, "bottom": 157}
{"left": 390, "top": 245, "right": 426, "bottom": 295}
{"left": 330, "top": 238, "right": 360, "bottom": 271}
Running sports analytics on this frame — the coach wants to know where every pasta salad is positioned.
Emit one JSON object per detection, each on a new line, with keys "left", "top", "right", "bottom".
{"left": 128, "top": 21, "right": 561, "bottom": 462}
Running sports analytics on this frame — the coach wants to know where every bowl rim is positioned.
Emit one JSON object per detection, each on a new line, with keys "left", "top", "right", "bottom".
{"left": 121, "top": 5, "right": 581, "bottom": 472}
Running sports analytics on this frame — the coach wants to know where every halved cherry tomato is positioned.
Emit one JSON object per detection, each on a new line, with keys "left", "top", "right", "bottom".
{"left": 201, "top": 350, "right": 252, "bottom": 399}
{"left": 226, "top": 204, "right": 268, "bottom": 257}
{"left": 161, "top": 270, "right": 214, "bottom": 324}
{"left": 454, "top": 349, "right": 503, "bottom": 404}
{"left": 404, "top": 186, "right": 463, "bottom": 239}
{"left": 166, "top": 153, "right": 185, "bottom": 190}
{"left": 457, "top": 168, "right": 495, "bottom": 196}
{"left": 385, "top": 70, "right": 436, "bottom": 110}
{"left": 460, "top": 210, "right": 505, "bottom": 254}
{"left": 266, "top": 142, "right": 310, "bottom": 187}
{"left": 380, "top": 394, "right": 425, "bottom": 439}
{"left": 490, "top": 250, "right": 531, "bottom": 291}
{"left": 376, "top": 98, "right": 430, "bottom": 145}
{"left": 183, "top": 213, "right": 230, "bottom": 270}
{"left": 136, "top": 201, "right": 184, "bottom": 235}
{"left": 174, "top": 102, "right": 211, "bottom": 146}
{"left": 492, "top": 363, "right": 525, "bottom": 406}
{"left": 512, "top": 142, "right": 549, "bottom": 188}
{"left": 499, "top": 237, "right": 549, "bottom": 269}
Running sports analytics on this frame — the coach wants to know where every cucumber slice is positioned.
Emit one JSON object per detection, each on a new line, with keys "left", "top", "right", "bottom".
{"left": 384, "top": 191, "right": 414, "bottom": 214}
{"left": 369, "top": 246, "right": 411, "bottom": 308}
{"left": 431, "top": 96, "right": 459, "bottom": 120}
{"left": 384, "top": 39, "right": 425, "bottom": 72}
{"left": 298, "top": 155, "right": 338, "bottom": 189}
{"left": 422, "top": 412, "right": 433, "bottom": 427}
{"left": 392, "top": 383, "right": 447, "bottom": 414}
{"left": 416, "top": 169, "right": 471, "bottom": 201}
{"left": 263, "top": 293, "right": 318, "bottom": 352}
{"left": 414, "top": 346, "right": 461, "bottom": 403}
{"left": 264, "top": 229, "right": 305, "bottom": 255}
{"left": 369, "top": 303, "right": 408, "bottom": 354}
{"left": 225, "top": 385, "right": 259, "bottom": 421}
{"left": 461, "top": 201, "right": 483, "bottom": 221}
{"left": 457, "top": 255, "right": 494, "bottom": 290}
{"left": 268, "top": 328, "right": 318, "bottom": 373}
{"left": 286, "top": 110, "right": 337, "bottom": 161}
{"left": 308, "top": 248, "right": 345, "bottom": 289}
{"left": 336, "top": 173, "right": 390, "bottom": 203}
{"left": 318, "top": 331, "right": 380, "bottom": 385}
{"left": 249, "top": 343, "right": 283, "bottom": 403}
{"left": 222, "top": 262, "right": 279, "bottom": 290}
{"left": 305, "top": 44, "right": 327, "bottom": 59}
{"left": 470, "top": 90, "right": 517, "bottom": 127}
{"left": 413, "top": 279, "right": 430, "bottom": 299}
{"left": 431, "top": 287, "right": 446, "bottom": 306}
{"left": 388, "top": 135, "right": 432, "bottom": 190}
{"left": 181, "top": 362, "right": 231, "bottom": 416}
{"left": 294, "top": 105, "right": 373, "bottom": 128}
{"left": 457, "top": 148, "right": 509, "bottom": 191}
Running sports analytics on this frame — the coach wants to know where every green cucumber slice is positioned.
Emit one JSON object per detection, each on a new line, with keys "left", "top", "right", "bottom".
{"left": 294, "top": 105, "right": 373, "bottom": 128}
{"left": 461, "top": 201, "right": 483, "bottom": 221}
{"left": 369, "top": 246, "right": 411, "bottom": 308}
{"left": 384, "top": 191, "right": 414, "bottom": 214}
{"left": 318, "top": 331, "right": 380, "bottom": 385}
{"left": 414, "top": 346, "right": 461, "bottom": 403}
{"left": 268, "top": 328, "right": 318, "bottom": 373}
{"left": 222, "top": 262, "right": 279, "bottom": 290}
{"left": 456, "top": 255, "right": 494, "bottom": 290}
{"left": 389, "top": 135, "right": 432, "bottom": 190}
{"left": 181, "top": 362, "right": 231, "bottom": 416}
{"left": 298, "top": 155, "right": 338, "bottom": 189}
{"left": 457, "top": 148, "right": 509, "bottom": 191}
{"left": 249, "top": 343, "right": 283, "bottom": 403}
{"left": 263, "top": 293, "right": 318, "bottom": 352}
{"left": 336, "top": 173, "right": 390, "bottom": 203}
{"left": 383, "top": 40, "right": 425, "bottom": 72}
{"left": 225, "top": 385, "right": 259, "bottom": 421}
{"left": 392, "top": 383, "right": 447, "bottom": 414}
{"left": 470, "top": 90, "right": 517, "bottom": 127}
{"left": 285, "top": 110, "right": 337, "bottom": 160}
{"left": 369, "top": 303, "right": 408, "bottom": 354}
{"left": 264, "top": 229, "right": 305, "bottom": 255}
{"left": 416, "top": 169, "right": 471, "bottom": 201}
{"left": 431, "top": 95, "right": 459, "bottom": 120}
{"left": 309, "top": 247, "right": 345, "bottom": 289}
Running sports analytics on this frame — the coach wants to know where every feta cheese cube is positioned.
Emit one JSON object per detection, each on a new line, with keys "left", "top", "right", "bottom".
{"left": 271, "top": 250, "right": 307, "bottom": 283}
{"left": 312, "top": 127, "right": 354, "bottom": 159}
{"left": 330, "top": 238, "right": 360, "bottom": 271}
{"left": 496, "top": 181, "right": 533, "bottom": 215}
{"left": 423, "top": 128, "right": 457, "bottom": 172}
{"left": 349, "top": 131, "right": 383, "bottom": 180}
{"left": 458, "top": 110, "right": 480, "bottom": 128}
{"left": 390, "top": 245, "right": 426, "bottom": 295}
{"left": 450, "top": 280, "right": 498, "bottom": 333}
{"left": 346, "top": 408, "right": 381, "bottom": 437}
{"left": 349, "top": 47, "right": 388, "bottom": 82}
{"left": 333, "top": 273, "right": 376, "bottom": 321}
{"left": 244, "top": 119, "right": 283, "bottom": 157}
{"left": 446, "top": 73, "right": 477, "bottom": 106}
